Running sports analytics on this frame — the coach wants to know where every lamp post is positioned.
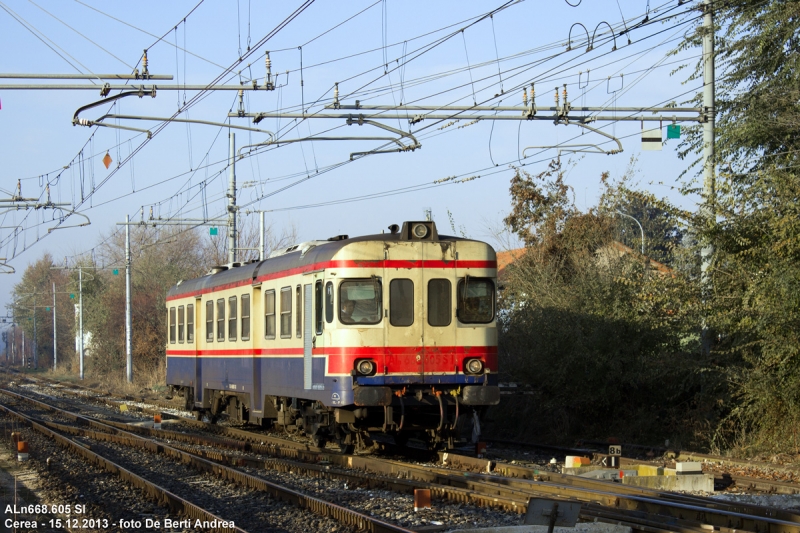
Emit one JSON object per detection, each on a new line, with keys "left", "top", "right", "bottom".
{"left": 615, "top": 210, "right": 645, "bottom": 255}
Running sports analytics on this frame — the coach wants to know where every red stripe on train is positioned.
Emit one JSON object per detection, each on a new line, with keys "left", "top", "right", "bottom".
{"left": 166, "top": 346, "right": 497, "bottom": 374}
{"left": 166, "top": 259, "right": 496, "bottom": 301}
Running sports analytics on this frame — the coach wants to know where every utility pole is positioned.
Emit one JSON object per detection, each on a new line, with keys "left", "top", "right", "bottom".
{"left": 53, "top": 264, "right": 88, "bottom": 379}
{"left": 125, "top": 215, "right": 132, "bottom": 383}
{"left": 259, "top": 211, "right": 265, "bottom": 261}
{"left": 701, "top": 0, "right": 715, "bottom": 355}
{"left": 79, "top": 266, "right": 84, "bottom": 379}
{"left": 53, "top": 282, "right": 57, "bottom": 370}
{"left": 32, "top": 294, "right": 37, "bottom": 369}
{"left": 228, "top": 132, "right": 237, "bottom": 264}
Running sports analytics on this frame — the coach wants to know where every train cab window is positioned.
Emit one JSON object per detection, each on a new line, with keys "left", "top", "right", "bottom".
{"left": 187, "top": 304, "right": 194, "bottom": 343}
{"left": 428, "top": 279, "right": 452, "bottom": 327}
{"left": 457, "top": 277, "right": 495, "bottom": 324}
{"left": 216, "top": 299, "right": 225, "bottom": 341}
{"left": 340, "top": 279, "right": 383, "bottom": 325}
{"left": 295, "top": 285, "right": 302, "bottom": 338}
{"left": 177, "top": 306, "right": 185, "bottom": 343}
{"left": 206, "top": 300, "right": 214, "bottom": 342}
{"left": 315, "top": 281, "right": 323, "bottom": 335}
{"left": 265, "top": 290, "right": 276, "bottom": 339}
{"left": 390, "top": 279, "right": 414, "bottom": 327}
{"left": 169, "top": 307, "right": 176, "bottom": 344}
{"left": 241, "top": 294, "right": 250, "bottom": 341}
{"left": 280, "top": 287, "right": 292, "bottom": 338}
{"left": 325, "top": 282, "right": 334, "bottom": 323}
{"left": 228, "top": 296, "right": 238, "bottom": 341}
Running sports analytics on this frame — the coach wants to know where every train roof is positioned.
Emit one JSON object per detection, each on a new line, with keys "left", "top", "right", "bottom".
{"left": 167, "top": 221, "right": 494, "bottom": 299}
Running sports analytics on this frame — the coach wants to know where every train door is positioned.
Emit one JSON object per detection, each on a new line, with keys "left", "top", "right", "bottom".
{"left": 306, "top": 274, "right": 326, "bottom": 390}
{"left": 422, "top": 241, "right": 457, "bottom": 384}
{"left": 250, "top": 289, "right": 262, "bottom": 412}
{"left": 303, "top": 281, "right": 314, "bottom": 390}
{"left": 195, "top": 297, "right": 202, "bottom": 404}
{"left": 385, "top": 244, "right": 424, "bottom": 381}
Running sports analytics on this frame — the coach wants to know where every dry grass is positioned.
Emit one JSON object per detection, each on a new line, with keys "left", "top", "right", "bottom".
{"left": 44, "top": 359, "right": 167, "bottom": 399}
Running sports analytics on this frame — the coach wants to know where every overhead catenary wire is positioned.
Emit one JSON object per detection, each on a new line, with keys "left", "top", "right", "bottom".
{"left": 3, "top": 1, "right": 712, "bottom": 262}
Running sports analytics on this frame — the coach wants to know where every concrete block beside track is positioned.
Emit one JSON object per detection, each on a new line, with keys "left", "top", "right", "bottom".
{"left": 622, "top": 473, "right": 714, "bottom": 492}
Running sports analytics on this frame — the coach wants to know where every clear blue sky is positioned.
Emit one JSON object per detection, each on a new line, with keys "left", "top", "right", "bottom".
{"left": 0, "top": 0, "right": 702, "bottom": 317}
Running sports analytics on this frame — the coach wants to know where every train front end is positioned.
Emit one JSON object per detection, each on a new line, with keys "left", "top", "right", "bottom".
{"left": 327, "top": 221, "right": 499, "bottom": 448}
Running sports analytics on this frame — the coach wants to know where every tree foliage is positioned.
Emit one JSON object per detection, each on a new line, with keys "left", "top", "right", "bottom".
{"left": 9, "top": 220, "right": 296, "bottom": 386}
{"left": 495, "top": 163, "right": 712, "bottom": 446}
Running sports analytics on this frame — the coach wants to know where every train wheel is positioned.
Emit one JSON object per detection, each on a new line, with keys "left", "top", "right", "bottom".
{"left": 339, "top": 443, "right": 355, "bottom": 454}
{"left": 393, "top": 433, "right": 410, "bottom": 447}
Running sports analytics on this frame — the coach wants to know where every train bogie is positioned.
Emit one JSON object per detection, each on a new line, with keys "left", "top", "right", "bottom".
{"left": 166, "top": 221, "right": 499, "bottom": 450}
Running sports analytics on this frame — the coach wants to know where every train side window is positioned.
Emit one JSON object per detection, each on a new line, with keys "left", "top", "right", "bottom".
{"left": 295, "top": 285, "right": 302, "bottom": 338}
{"left": 265, "top": 290, "right": 276, "bottom": 339}
{"left": 280, "top": 287, "right": 292, "bottom": 338}
{"left": 339, "top": 279, "right": 382, "bottom": 325}
{"left": 428, "top": 279, "right": 452, "bottom": 327}
{"left": 241, "top": 294, "right": 250, "bottom": 341}
{"left": 457, "top": 277, "right": 495, "bottom": 323}
{"left": 315, "top": 281, "right": 323, "bottom": 335}
{"left": 325, "top": 281, "right": 334, "bottom": 323}
{"left": 187, "top": 304, "right": 194, "bottom": 343}
{"left": 206, "top": 300, "right": 213, "bottom": 342}
{"left": 216, "top": 298, "right": 225, "bottom": 341}
{"left": 177, "top": 306, "right": 185, "bottom": 343}
{"left": 228, "top": 296, "right": 238, "bottom": 341}
{"left": 390, "top": 279, "right": 414, "bottom": 327}
{"left": 169, "top": 307, "right": 176, "bottom": 344}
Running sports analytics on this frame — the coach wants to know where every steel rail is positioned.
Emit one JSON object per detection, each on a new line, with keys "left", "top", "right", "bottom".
{"left": 0, "top": 401, "right": 248, "bottom": 533}
{"left": 0, "top": 388, "right": 699, "bottom": 533}
{"left": 438, "top": 452, "right": 800, "bottom": 531}
{"left": 12, "top": 375, "right": 800, "bottom": 532}
{"left": 0, "top": 389, "right": 416, "bottom": 533}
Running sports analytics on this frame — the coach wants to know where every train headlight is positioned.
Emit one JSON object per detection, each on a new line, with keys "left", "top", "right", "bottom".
{"left": 412, "top": 223, "right": 429, "bottom": 238}
{"left": 356, "top": 359, "right": 377, "bottom": 376}
{"left": 464, "top": 358, "right": 484, "bottom": 374}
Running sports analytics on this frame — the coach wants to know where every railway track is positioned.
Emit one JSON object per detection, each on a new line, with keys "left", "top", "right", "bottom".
{"left": 486, "top": 437, "right": 800, "bottom": 497}
{"left": 4, "top": 381, "right": 800, "bottom": 533}
{"left": 0, "top": 388, "right": 420, "bottom": 533}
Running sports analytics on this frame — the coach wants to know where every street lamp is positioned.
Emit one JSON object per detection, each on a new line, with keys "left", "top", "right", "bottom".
{"left": 615, "top": 210, "right": 645, "bottom": 256}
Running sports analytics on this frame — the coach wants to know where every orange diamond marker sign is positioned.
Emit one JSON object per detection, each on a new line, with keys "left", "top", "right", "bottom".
{"left": 102, "top": 152, "right": 113, "bottom": 169}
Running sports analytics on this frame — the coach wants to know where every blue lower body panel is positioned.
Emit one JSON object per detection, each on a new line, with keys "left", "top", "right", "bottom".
{"left": 167, "top": 356, "right": 353, "bottom": 410}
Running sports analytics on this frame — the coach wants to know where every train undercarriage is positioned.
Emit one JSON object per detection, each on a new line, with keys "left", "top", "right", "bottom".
{"left": 169, "top": 385, "right": 485, "bottom": 452}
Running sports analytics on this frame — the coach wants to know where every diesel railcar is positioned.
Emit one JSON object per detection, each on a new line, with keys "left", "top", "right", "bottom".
{"left": 165, "top": 220, "right": 499, "bottom": 451}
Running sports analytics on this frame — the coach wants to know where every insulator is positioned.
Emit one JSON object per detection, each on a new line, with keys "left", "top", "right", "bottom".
{"left": 554, "top": 87, "right": 560, "bottom": 107}
{"left": 563, "top": 83, "right": 568, "bottom": 103}
{"left": 333, "top": 82, "right": 340, "bottom": 108}
{"left": 149, "top": 206, "right": 153, "bottom": 220}
{"left": 522, "top": 88, "right": 528, "bottom": 107}
{"left": 265, "top": 52, "right": 272, "bottom": 81}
